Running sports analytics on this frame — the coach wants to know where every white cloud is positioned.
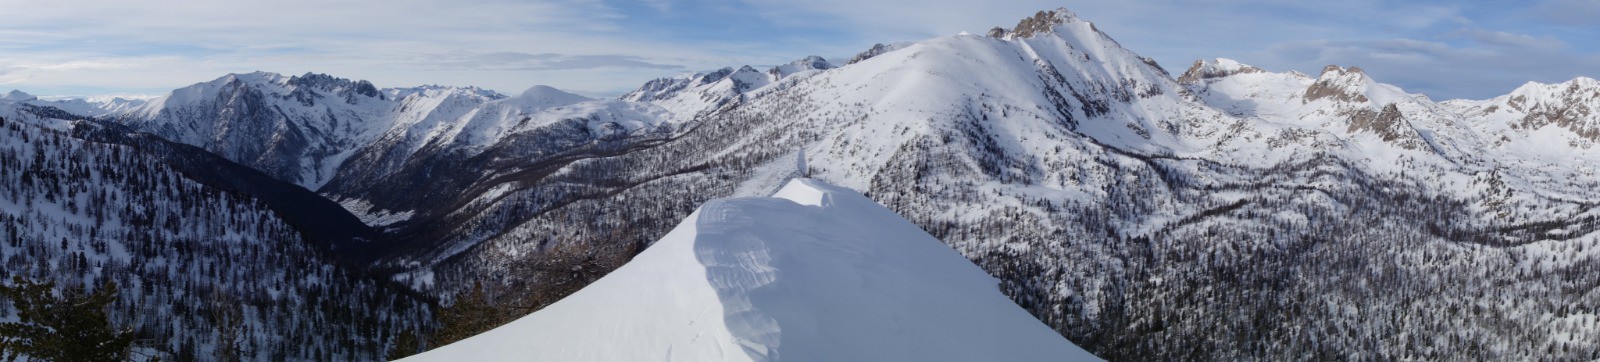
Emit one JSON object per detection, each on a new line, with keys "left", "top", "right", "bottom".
{"left": 1455, "top": 29, "right": 1565, "bottom": 50}
{"left": 738, "top": 0, "right": 1062, "bottom": 40}
{"left": 0, "top": 0, "right": 728, "bottom": 95}
{"left": 1260, "top": 36, "right": 1591, "bottom": 99}
{"left": 1043, "top": 0, "right": 1597, "bottom": 99}
{"left": 0, "top": 0, "right": 1594, "bottom": 100}
{"left": 1531, "top": 0, "right": 1600, "bottom": 26}
{"left": 424, "top": 52, "right": 684, "bottom": 71}
{"left": 640, "top": 0, "right": 674, "bottom": 12}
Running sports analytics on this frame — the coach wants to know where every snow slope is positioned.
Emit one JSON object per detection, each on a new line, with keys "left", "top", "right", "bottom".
{"left": 404, "top": 179, "right": 1098, "bottom": 361}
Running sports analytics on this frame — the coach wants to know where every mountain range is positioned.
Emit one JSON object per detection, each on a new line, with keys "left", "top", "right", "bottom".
{"left": 2, "top": 6, "right": 1597, "bottom": 360}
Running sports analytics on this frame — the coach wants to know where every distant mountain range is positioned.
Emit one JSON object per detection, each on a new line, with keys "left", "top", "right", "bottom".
{"left": 2, "top": 6, "right": 1597, "bottom": 360}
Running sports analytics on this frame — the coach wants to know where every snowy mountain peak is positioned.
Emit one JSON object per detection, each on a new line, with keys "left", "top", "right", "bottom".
{"left": 385, "top": 84, "right": 506, "bottom": 102}
{"left": 794, "top": 55, "right": 830, "bottom": 66}
{"left": 1318, "top": 64, "right": 1366, "bottom": 76}
{"left": 110, "top": 70, "right": 421, "bottom": 188}
{"left": 1572, "top": 76, "right": 1600, "bottom": 91}
{"left": 846, "top": 43, "right": 910, "bottom": 65}
{"left": 1177, "top": 58, "right": 1266, "bottom": 84}
{"left": 768, "top": 55, "right": 835, "bottom": 80}
{"left": 1009, "top": 8, "right": 1086, "bottom": 38}
{"left": 1505, "top": 76, "right": 1600, "bottom": 102}
{"left": 160, "top": 71, "right": 389, "bottom": 108}
{"left": 1469, "top": 75, "right": 1600, "bottom": 141}
{"left": 288, "top": 72, "right": 385, "bottom": 100}
{"left": 987, "top": 27, "right": 1009, "bottom": 38}
{"left": 404, "top": 178, "right": 1099, "bottom": 361}
{"left": 1304, "top": 64, "right": 1376, "bottom": 103}
{"left": 3, "top": 90, "right": 37, "bottom": 102}
{"left": 225, "top": 70, "right": 290, "bottom": 84}
{"left": 516, "top": 85, "right": 590, "bottom": 104}
{"left": 619, "top": 63, "right": 778, "bottom": 122}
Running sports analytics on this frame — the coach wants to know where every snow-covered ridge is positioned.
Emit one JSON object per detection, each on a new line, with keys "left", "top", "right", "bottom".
{"left": 619, "top": 55, "right": 841, "bottom": 123}
{"left": 1004, "top": 7, "right": 1089, "bottom": 39}
{"left": 1, "top": 89, "right": 150, "bottom": 117}
{"left": 1450, "top": 76, "right": 1600, "bottom": 139}
{"left": 422, "top": 85, "right": 669, "bottom": 151}
{"left": 1177, "top": 58, "right": 1265, "bottom": 84}
{"left": 386, "top": 84, "right": 506, "bottom": 103}
{"left": 3, "top": 89, "right": 37, "bottom": 102}
{"left": 404, "top": 179, "right": 1099, "bottom": 361}
{"left": 95, "top": 70, "right": 671, "bottom": 192}
{"left": 768, "top": 55, "right": 835, "bottom": 80}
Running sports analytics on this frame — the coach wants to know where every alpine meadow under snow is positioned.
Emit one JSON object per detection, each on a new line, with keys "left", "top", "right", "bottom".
{"left": 1, "top": 5, "right": 1599, "bottom": 361}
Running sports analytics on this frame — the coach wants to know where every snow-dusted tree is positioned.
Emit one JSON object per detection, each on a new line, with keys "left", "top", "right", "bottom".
{"left": 0, "top": 277, "right": 135, "bottom": 361}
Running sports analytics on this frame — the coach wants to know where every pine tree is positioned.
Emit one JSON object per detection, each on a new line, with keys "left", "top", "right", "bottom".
{"left": 210, "top": 293, "right": 248, "bottom": 362}
{"left": 387, "top": 329, "right": 422, "bottom": 360}
{"left": 429, "top": 283, "right": 506, "bottom": 348}
{"left": 0, "top": 276, "right": 135, "bottom": 361}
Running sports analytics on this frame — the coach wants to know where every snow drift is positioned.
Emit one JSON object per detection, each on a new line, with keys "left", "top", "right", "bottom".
{"left": 404, "top": 178, "right": 1098, "bottom": 361}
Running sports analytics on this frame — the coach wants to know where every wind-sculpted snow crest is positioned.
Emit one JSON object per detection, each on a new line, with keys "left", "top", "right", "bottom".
{"left": 405, "top": 179, "right": 1099, "bottom": 361}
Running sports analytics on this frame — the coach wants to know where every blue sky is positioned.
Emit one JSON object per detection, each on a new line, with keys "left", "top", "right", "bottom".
{"left": 0, "top": 0, "right": 1595, "bottom": 100}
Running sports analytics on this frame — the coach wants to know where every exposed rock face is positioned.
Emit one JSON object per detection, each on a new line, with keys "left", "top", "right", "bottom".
{"left": 1011, "top": 8, "right": 1080, "bottom": 38}
{"left": 113, "top": 72, "right": 399, "bottom": 188}
{"left": 987, "top": 27, "right": 1009, "bottom": 38}
{"left": 1304, "top": 65, "right": 1371, "bottom": 103}
{"left": 1177, "top": 58, "right": 1266, "bottom": 84}
{"left": 1347, "top": 103, "right": 1424, "bottom": 149}
{"left": 793, "top": 55, "right": 832, "bottom": 71}
{"left": 848, "top": 43, "right": 900, "bottom": 65}
{"left": 1444, "top": 76, "right": 1600, "bottom": 150}
{"left": 1508, "top": 78, "right": 1600, "bottom": 140}
{"left": 768, "top": 56, "right": 836, "bottom": 82}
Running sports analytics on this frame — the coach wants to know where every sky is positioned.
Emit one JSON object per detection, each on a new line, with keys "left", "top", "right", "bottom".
{"left": 0, "top": 0, "right": 1595, "bottom": 100}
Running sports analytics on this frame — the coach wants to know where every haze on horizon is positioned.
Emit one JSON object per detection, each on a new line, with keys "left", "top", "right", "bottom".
{"left": 1, "top": 0, "right": 1595, "bottom": 100}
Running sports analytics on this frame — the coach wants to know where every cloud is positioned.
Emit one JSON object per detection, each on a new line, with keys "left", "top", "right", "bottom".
{"left": 428, "top": 52, "right": 684, "bottom": 71}
{"left": 735, "top": 0, "right": 1064, "bottom": 41}
{"left": 0, "top": 0, "right": 1594, "bottom": 101}
{"left": 1454, "top": 29, "right": 1565, "bottom": 50}
{"left": 1260, "top": 36, "right": 1591, "bottom": 99}
{"left": 1049, "top": 0, "right": 1598, "bottom": 99}
{"left": 0, "top": 0, "right": 741, "bottom": 95}
{"left": 0, "top": 53, "right": 225, "bottom": 91}
{"left": 639, "top": 0, "right": 673, "bottom": 12}
{"left": 1531, "top": 0, "right": 1600, "bottom": 26}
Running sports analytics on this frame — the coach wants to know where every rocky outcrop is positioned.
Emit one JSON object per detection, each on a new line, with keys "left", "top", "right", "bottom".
{"left": 848, "top": 43, "right": 901, "bottom": 65}
{"left": 1010, "top": 8, "right": 1081, "bottom": 38}
{"left": 1177, "top": 58, "right": 1266, "bottom": 84}
{"left": 1304, "top": 65, "right": 1371, "bottom": 103}
{"left": 1347, "top": 103, "right": 1424, "bottom": 149}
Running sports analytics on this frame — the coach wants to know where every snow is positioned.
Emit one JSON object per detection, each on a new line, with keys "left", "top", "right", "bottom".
{"left": 404, "top": 179, "right": 1099, "bottom": 361}
{"left": 622, "top": 55, "right": 843, "bottom": 124}
{"left": 3, "top": 90, "right": 37, "bottom": 102}
{"left": 767, "top": 55, "right": 834, "bottom": 80}
{"left": 370, "top": 85, "right": 507, "bottom": 162}
{"left": 337, "top": 198, "right": 416, "bottom": 228}
{"left": 423, "top": 89, "right": 669, "bottom": 152}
